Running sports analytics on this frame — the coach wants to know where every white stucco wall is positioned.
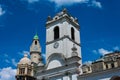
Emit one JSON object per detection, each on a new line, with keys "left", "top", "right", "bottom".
{"left": 46, "top": 38, "right": 81, "bottom": 60}
{"left": 47, "top": 54, "right": 65, "bottom": 70}
{"left": 46, "top": 19, "right": 81, "bottom": 60}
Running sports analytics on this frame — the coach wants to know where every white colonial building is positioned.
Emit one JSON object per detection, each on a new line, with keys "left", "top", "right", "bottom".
{"left": 16, "top": 9, "right": 120, "bottom": 80}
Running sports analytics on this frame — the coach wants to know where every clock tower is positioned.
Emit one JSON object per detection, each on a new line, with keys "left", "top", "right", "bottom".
{"left": 30, "top": 34, "right": 41, "bottom": 64}
{"left": 46, "top": 8, "right": 81, "bottom": 69}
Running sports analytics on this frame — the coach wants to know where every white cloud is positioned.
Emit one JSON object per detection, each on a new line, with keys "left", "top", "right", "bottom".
{"left": 93, "top": 46, "right": 120, "bottom": 55}
{"left": 0, "top": 67, "right": 16, "bottom": 80}
{"left": 18, "top": 51, "right": 30, "bottom": 56}
{"left": 11, "top": 59, "right": 17, "bottom": 67}
{"left": 92, "top": 50, "right": 97, "bottom": 54}
{"left": 21, "top": 0, "right": 102, "bottom": 9}
{"left": 0, "top": 5, "right": 5, "bottom": 16}
{"left": 23, "top": 51, "right": 30, "bottom": 55}
{"left": 42, "top": 53, "right": 46, "bottom": 58}
{"left": 27, "top": 0, "right": 39, "bottom": 3}
{"left": 49, "top": 0, "right": 88, "bottom": 7}
{"left": 21, "top": 0, "right": 39, "bottom": 3}
{"left": 89, "top": 0, "right": 102, "bottom": 8}
{"left": 5, "top": 59, "right": 10, "bottom": 63}
{"left": 113, "top": 46, "right": 119, "bottom": 51}
{"left": 84, "top": 61, "right": 92, "bottom": 64}
{"left": 48, "top": 0, "right": 102, "bottom": 8}
{"left": 98, "top": 48, "right": 112, "bottom": 55}
{"left": 4, "top": 54, "right": 8, "bottom": 57}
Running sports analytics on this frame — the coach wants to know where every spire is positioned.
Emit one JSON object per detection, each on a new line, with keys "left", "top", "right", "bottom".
{"left": 33, "top": 33, "right": 39, "bottom": 40}
{"left": 30, "top": 33, "right": 42, "bottom": 64}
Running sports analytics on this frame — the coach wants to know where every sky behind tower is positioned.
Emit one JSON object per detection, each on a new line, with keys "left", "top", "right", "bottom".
{"left": 0, "top": 0, "right": 120, "bottom": 80}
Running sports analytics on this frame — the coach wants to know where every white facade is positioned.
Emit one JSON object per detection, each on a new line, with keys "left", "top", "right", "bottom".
{"left": 46, "top": 14, "right": 81, "bottom": 61}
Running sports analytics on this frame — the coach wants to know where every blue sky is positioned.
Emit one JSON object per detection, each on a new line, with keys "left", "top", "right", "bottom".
{"left": 0, "top": 0, "right": 120, "bottom": 80}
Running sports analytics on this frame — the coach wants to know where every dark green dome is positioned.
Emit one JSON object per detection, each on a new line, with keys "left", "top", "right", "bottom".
{"left": 34, "top": 34, "right": 39, "bottom": 40}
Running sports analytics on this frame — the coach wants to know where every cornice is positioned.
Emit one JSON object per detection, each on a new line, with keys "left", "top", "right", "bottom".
{"left": 79, "top": 67, "right": 120, "bottom": 78}
{"left": 46, "top": 15, "right": 80, "bottom": 30}
{"left": 46, "top": 35, "right": 80, "bottom": 46}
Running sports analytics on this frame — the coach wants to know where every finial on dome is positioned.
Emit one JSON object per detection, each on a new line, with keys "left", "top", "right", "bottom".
{"left": 19, "top": 53, "right": 31, "bottom": 65}
{"left": 33, "top": 33, "right": 39, "bottom": 40}
{"left": 62, "top": 8, "right": 67, "bottom": 13}
{"left": 24, "top": 54, "right": 28, "bottom": 57}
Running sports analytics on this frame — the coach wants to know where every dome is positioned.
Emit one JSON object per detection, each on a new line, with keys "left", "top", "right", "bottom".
{"left": 19, "top": 54, "right": 31, "bottom": 65}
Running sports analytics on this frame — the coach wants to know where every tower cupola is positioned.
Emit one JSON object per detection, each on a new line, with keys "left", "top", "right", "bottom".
{"left": 30, "top": 34, "right": 43, "bottom": 64}
{"left": 16, "top": 54, "right": 36, "bottom": 80}
{"left": 19, "top": 54, "right": 31, "bottom": 65}
{"left": 34, "top": 34, "right": 39, "bottom": 40}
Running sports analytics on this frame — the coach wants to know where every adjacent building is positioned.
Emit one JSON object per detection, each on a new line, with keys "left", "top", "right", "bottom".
{"left": 78, "top": 51, "right": 120, "bottom": 80}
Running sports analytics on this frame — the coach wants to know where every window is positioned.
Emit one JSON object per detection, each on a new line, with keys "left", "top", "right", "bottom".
{"left": 35, "top": 41, "right": 37, "bottom": 45}
{"left": 111, "top": 63, "right": 115, "bottom": 68}
{"left": 106, "top": 64, "right": 108, "bottom": 69}
{"left": 28, "top": 69, "right": 31, "bottom": 75}
{"left": 71, "top": 27, "right": 75, "bottom": 40}
{"left": 18, "top": 77, "right": 25, "bottom": 80}
{"left": 88, "top": 67, "right": 90, "bottom": 71}
{"left": 19, "top": 68, "right": 25, "bottom": 75}
{"left": 54, "top": 26, "right": 59, "bottom": 40}
{"left": 22, "top": 77, "right": 25, "bottom": 80}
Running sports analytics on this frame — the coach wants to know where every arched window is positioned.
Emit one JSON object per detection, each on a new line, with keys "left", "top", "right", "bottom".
{"left": 111, "top": 63, "right": 115, "bottom": 68}
{"left": 106, "top": 64, "right": 108, "bottom": 69}
{"left": 35, "top": 41, "right": 37, "bottom": 45}
{"left": 71, "top": 27, "right": 75, "bottom": 40}
{"left": 54, "top": 26, "right": 59, "bottom": 40}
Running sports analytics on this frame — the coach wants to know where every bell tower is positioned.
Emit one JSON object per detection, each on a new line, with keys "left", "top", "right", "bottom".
{"left": 30, "top": 34, "right": 41, "bottom": 64}
{"left": 35, "top": 9, "right": 81, "bottom": 80}
{"left": 46, "top": 8, "right": 81, "bottom": 61}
